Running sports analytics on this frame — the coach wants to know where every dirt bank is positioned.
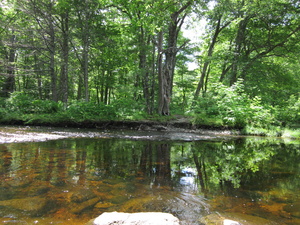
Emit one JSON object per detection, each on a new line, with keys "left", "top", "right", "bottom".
{"left": 0, "top": 121, "right": 238, "bottom": 144}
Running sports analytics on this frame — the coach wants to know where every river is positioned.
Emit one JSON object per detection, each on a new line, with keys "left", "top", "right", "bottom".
{"left": 0, "top": 126, "right": 299, "bottom": 224}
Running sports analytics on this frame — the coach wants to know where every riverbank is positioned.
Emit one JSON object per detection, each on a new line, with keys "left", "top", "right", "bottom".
{"left": 1, "top": 115, "right": 299, "bottom": 141}
{"left": 0, "top": 123, "right": 238, "bottom": 144}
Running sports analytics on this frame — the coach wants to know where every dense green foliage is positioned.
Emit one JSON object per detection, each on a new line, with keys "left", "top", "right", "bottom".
{"left": 192, "top": 80, "right": 276, "bottom": 128}
{"left": 0, "top": 0, "right": 300, "bottom": 136}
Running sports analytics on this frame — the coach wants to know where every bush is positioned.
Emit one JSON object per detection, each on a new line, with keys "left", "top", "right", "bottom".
{"left": 275, "top": 94, "right": 300, "bottom": 127}
{"left": 110, "top": 97, "right": 147, "bottom": 120}
{"left": 65, "top": 101, "right": 117, "bottom": 121}
{"left": 5, "top": 92, "right": 60, "bottom": 114}
{"left": 193, "top": 80, "right": 276, "bottom": 129}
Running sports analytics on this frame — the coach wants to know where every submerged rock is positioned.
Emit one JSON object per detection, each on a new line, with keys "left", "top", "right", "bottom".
{"left": 70, "top": 188, "right": 97, "bottom": 203}
{"left": 199, "top": 212, "right": 280, "bottom": 225}
{"left": 27, "top": 184, "right": 51, "bottom": 197}
{"left": 199, "top": 213, "right": 240, "bottom": 225}
{"left": 94, "top": 201, "right": 115, "bottom": 209}
{"left": 69, "top": 197, "right": 100, "bottom": 214}
{"left": 283, "top": 202, "right": 300, "bottom": 218}
{"left": 0, "top": 196, "right": 55, "bottom": 216}
{"left": 87, "top": 212, "right": 180, "bottom": 225}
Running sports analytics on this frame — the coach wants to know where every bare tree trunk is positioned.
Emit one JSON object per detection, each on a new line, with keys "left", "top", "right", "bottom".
{"left": 157, "top": 31, "right": 165, "bottom": 114}
{"left": 2, "top": 35, "right": 17, "bottom": 97}
{"left": 194, "top": 16, "right": 229, "bottom": 100}
{"left": 34, "top": 54, "right": 43, "bottom": 99}
{"left": 49, "top": 20, "right": 58, "bottom": 101}
{"left": 83, "top": 35, "right": 89, "bottom": 102}
{"left": 59, "top": 12, "right": 69, "bottom": 105}
{"left": 30, "top": 0, "right": 58, "bottom": 101}
{"left": 138, "top": 26, "right": 152, "bottom": 114}
{"left": 81, "top": 1, "right": 91, "bottom": 102}
{"left": 230, "top": 15, "right": 248, "bottom": 86}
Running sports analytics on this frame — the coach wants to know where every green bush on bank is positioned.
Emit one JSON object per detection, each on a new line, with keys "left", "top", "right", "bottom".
{"left": 192, "top": 80, "right": 277, "bottom": 131}
{"left": 5, "top": 92, "right": 61, "bottom": 114}
{"left": 1, "top": 88, "right": 300, "bottom": 138}
{"left": 275, "top": 94, "right": 300, "bottom": 127}
{"left": 0, "top": 92, "right": 145, "bottom": 125}
{"left": 66, "top": 101, "right": 117, "bottom": 121}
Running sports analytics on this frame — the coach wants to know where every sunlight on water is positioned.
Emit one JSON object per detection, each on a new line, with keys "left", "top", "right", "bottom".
{"left": 0, "top": 131, "right": 300, "bottom": 224}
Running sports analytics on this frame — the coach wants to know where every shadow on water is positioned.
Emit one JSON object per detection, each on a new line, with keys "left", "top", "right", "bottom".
{"left": 0, "top": 131, "right": 300, "bottom": 224}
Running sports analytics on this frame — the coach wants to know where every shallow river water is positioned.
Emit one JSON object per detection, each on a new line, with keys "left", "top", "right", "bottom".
{"left": 0, "top": 126, "right": 300, "bottom": 224}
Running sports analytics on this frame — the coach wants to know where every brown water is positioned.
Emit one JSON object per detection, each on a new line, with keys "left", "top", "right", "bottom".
{"left": 0, "top": 130, "right": 300, "bottom": 224}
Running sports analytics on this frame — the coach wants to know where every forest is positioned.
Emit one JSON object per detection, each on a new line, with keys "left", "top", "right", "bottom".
{"left": 0, "top": 0, "right": 300, "bottom": 137}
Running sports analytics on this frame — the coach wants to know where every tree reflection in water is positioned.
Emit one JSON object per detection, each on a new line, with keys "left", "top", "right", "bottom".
{"left": 0, "top": 137, "right": 299, "bottom": 224}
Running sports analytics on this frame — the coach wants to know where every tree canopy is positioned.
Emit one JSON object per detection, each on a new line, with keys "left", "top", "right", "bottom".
{"left": 0, "top": 0, "right": 300, "bottom": 132}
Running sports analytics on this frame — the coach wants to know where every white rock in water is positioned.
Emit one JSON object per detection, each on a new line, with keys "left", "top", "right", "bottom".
{"left": 223, "top": 219, "right": 241, "bottom": 225}
{"left": 92, "top": 212, "right": 180, "bottom": 225}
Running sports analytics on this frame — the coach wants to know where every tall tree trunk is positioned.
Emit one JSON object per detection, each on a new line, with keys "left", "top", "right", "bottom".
{"left": 83, "top": 34, "right": 89, "bottom": 102}
{"left": 59, "top": 12, "right": 69, "bottom": 105}
{"left": 34, "top": 54, "right": 43, "bottom": 99}
{"left": 1, "top": 35, "right": 16, "bottom": 97}
{"left": 80, "top": 2, "right": 91, "bottom": 102}
{"left": 138, "top": 26, "right": 151, "bottom": 114}
{"left": 30, "top": 0, "right": 58, "bottom": 101}
{"left": 49, "top": 20, "right": 58, "bottom": 102}
{"left": 157, "top": 31, "right": 164, "bottom": 114}
{"left": 230, "top": 15, "right": 248, "bottom": 86}
{"left": 158, "top": 2, "right": 191, "bottom": 115}
{"left": 194, "top": 16, "right": 229, "bottom": 100}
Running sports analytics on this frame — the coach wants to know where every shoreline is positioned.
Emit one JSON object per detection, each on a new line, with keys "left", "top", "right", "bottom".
{"left": 0, "top": 123, "right": 240, "bottom": 144}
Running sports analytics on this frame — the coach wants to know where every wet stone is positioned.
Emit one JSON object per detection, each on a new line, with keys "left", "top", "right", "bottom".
{"left": 0, "top": 187, "right": 14, "bottom": 201}
{"left": 69, "top": 197, "right": 100, "bottom": 214}
{"left": 6, "top": 178, "right": 32, "bottom": 188}
{"left": 71, "top": 188, "right": 97, "bottom": 203}
{"left": 50, "top": 179, "right": 67, "bottom": 187}
{"left": 103, "top": 178, "right": 125, "bottom": 185}
{"left": 200, "top": 212, "right": 281, "bottom": 225}
{"left": 0, "top": 196, "right": 55, "bottom": 216}
{"left": 88, "top": 212, "right": 180, "bottom": 225}
{"left": 28, "top": 185, "right": 50, "bottom": 197}
{"left": 97, "top": 185, "right": 112, "bottom": 193}
{"left": 94, "top": 201, "right": 115, "bottom": 209}
{"left": 110, "top": 195, "right": 130, "bottom": 204}
{"left": 284, "top": 202, "right": 300, "bottom": 218}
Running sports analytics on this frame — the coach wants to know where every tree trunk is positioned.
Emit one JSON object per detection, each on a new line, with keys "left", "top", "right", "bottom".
{"left": 158, "top": 2, "right": 191, "bottom": 115}
{"left": 59, "top": 12, "right": 69, "bottom": 105}
{"left": 138, "top": 26, "right": 152, "bottom": 114}
{"left": 194, "top": 16, "right": 228, "bottom": 100}
{"left": 81, "top": 2, "right": 91, "bottom": 102}
{"left": 83, "top": 35, "right": 89, "bottom": 102}
{"left": 1, "top": 35, "right": 17, "bottom": 97}
{"left": 30, "top": 0, "right": 58, "bottom": 101}
{"left": 157, "top": 31, "right": 165, "bottom": 114}
{"left": 230, "top": 16, "right": 248, "bottom": 85}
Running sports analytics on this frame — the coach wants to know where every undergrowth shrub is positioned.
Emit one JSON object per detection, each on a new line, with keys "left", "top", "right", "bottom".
{"left": 275, "top": 94, "right": 300, "bottom": 127}
{"left": 193, "top": 79, "right": 275, "bottom": 129}
{"left": 66, "top": 101, "right": 117, "bottom": 121}
{"left": 5, "top": 92, "right": 60, "bottom": 114}
{"left": 0, "top": 97, "right": 6, "bottom": 118}
{"left": 111, "top": 97, "right": 147, "bottom": 119}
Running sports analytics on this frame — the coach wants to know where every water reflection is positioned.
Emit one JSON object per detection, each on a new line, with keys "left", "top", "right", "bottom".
{"left": 0, "top": 137, "right": 299, "bottom": 224}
